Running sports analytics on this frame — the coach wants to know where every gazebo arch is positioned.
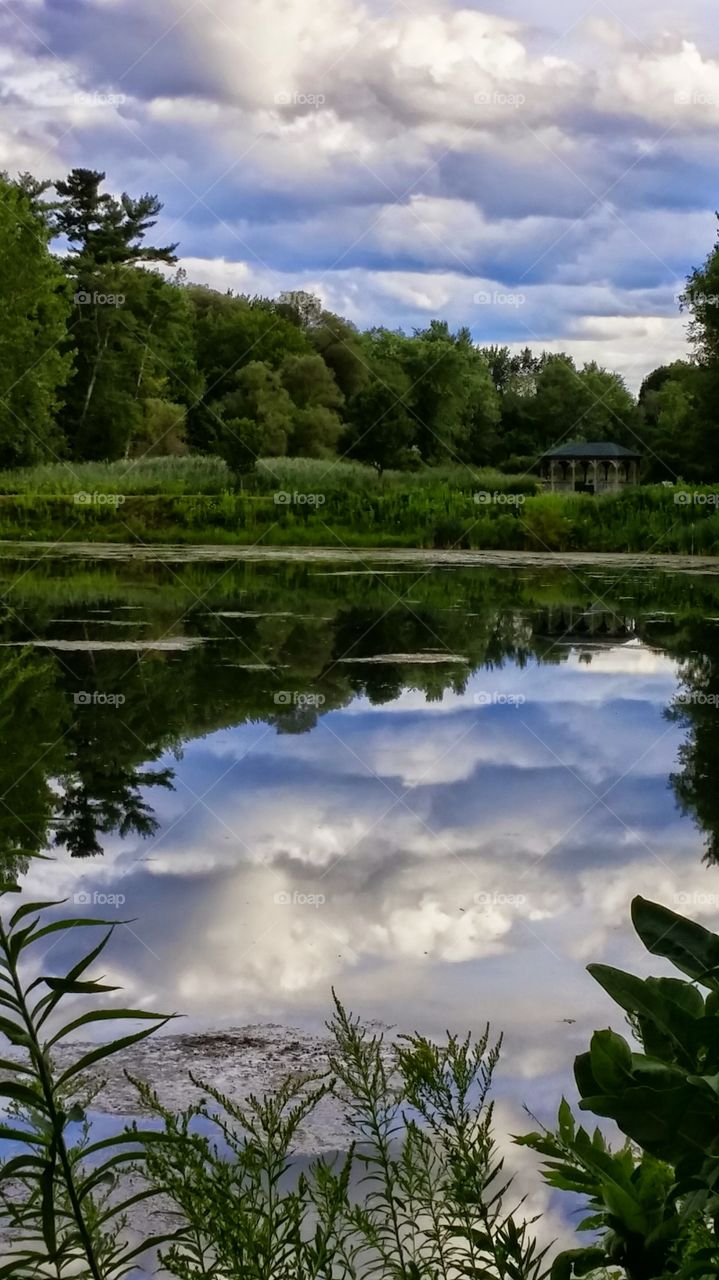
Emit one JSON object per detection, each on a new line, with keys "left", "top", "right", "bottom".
{"left": 539, "top": 442, "right": 641, "bottom": 493}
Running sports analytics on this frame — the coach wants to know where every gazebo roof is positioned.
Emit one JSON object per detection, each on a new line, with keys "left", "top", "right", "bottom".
{"left": 540, "top": 441, "right": 641, "bottom": 460}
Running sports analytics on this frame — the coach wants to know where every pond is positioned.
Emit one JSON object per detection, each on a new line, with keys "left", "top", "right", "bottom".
{"left": 2, "top": 544, "right": 719, "bottom": 1144}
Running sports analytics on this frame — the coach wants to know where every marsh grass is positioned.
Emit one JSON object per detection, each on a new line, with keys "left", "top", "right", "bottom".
{"left": 0, "top": 456, "right": 535, "bottom": 500}
{"left": 0, "top": 895, "right": 547, "bottom": 1280}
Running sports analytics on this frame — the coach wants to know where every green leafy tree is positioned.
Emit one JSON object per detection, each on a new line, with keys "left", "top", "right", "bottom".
{"left": 186, "top": 289, "right": 311, "bottom": 451}
{"left": 0, "top": 174, "right": 73, "bottom": 466}
{"left": 346, "top": 380, "right": 416, "bottom": 474}
{"left": 221, "top": 361, "right": 294, "bottom": 456}
{"left": 217, "top": 416, "right": 265, "bottom": 484}
{"left": 52, "top": 172, "right": 197, "bottom": 460}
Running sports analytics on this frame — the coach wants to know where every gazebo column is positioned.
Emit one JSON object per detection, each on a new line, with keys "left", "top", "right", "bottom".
{"left": 570, "top": 460, "right": 577, "bottom": 491}
{"left": 592, "top": 460, "right": 599, "bottom": 493}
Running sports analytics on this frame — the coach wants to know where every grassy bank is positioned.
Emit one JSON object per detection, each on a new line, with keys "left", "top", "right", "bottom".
{"left": 0, "top": 457, "right": 716, "bottom": 553}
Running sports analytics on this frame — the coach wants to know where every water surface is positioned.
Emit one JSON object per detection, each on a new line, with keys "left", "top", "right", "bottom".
{"left": 2, "top": 545, "right": 718, "bottom": 1134}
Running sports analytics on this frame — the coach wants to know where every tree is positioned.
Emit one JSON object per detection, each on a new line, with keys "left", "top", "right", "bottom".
{"left": 279, "top": 352, "right": 344, "bottom": 456}
{"left": 279, "top": 352, "right": 343, "bottom": 411}
{"left": 638, "top": 361, "right": 706, "bottom": 482}
{"left": 52, "top": 171, "right": 197, "bottom": 460}
{"left": 578, "top": 362, "right": 639, "bottom": 447}
{"left": 217, "top": 417, "right": 266, "bottom": 484}
{"left": 403, "top": 321, "right": 477, "bottom": 463}
{"left": 311, "top": 315, "right": 369, "bottom": 400}
{"left": 53, "top": 168, "right": 177, "bottom": 267}
{"left": 276, "top": 288, "right": 323, "bottom": 329}
{"left": 346, "top": 381, "right": 416, "bottom": 474}
{"left": 220, "top": 361, "right": 294, "bottom": 456}
{"left": 62, "top": 267, "right": 200, "bottom": 460}
{"left": 457, "top": 349, "right": 501, "bottom": 465}
{"left": 0, "top": 174, "right": 73, "bottom": 466}
{"left": 186, "top": 289, "right": 311, "bottom": 451}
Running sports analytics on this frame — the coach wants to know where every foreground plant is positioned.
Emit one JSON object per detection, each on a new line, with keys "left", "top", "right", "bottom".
{"left": 140, "top": 994, "right": 547, "bottom": 1280}
{"left": 521, "top": 896, "right": 719, "bottom": 1280}
{"left": 0, "top": 889, "right": 173, "bottom": 1278}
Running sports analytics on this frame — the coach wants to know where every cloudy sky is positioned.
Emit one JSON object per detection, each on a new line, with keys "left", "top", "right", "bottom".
{"left": 5, "top": 0, "right": 719, "bottom": 385}
{"left": 28, "top": 645, "right": 703, "bottom": 1101}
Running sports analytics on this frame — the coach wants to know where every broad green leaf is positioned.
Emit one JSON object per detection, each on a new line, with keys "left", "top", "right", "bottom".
{"left": 558, "top": 1097, "right": 575, "bottom": 1143}
{"left": 588, "top": 1029, "right": 633, "bottom": 1092}
{"left": 632, "top": 896, "right": 719, "bottom": 990}
{"left": 587, "top": 965, "right": 694, "bottom": 1056}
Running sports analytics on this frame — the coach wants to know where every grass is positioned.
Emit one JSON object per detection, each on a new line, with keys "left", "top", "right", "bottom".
{"left": 0, "top": 457, "right": 716, "bottom": 554}
{"left": 0, "top": 455, "right": 537, "bottom": 498}
{"left": 0, "top": 455, "right": 231, "bottom": 495}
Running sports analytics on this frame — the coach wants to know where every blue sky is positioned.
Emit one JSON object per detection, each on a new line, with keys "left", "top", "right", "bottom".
{"left": 28, "top": 648, "right": 700, "bottom": 1048}
{"left": 5, "top": 0, "right": 719, "bottom": 385}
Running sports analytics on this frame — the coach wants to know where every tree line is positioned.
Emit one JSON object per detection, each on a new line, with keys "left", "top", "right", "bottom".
{"left": 3, "top": 166, "right": 719, "bottom": 480}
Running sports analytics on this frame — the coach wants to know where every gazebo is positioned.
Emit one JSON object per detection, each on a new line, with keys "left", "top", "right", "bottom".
{"left": 539, "top": 441, "right": 641, "bottom": 494}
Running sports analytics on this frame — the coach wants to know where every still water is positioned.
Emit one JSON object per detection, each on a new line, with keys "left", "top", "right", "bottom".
{"left": 2, "top": 545, "right": 719, "bottom": 1132}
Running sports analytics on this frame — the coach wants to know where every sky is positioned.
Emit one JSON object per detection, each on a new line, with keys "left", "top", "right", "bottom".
{"left": 27, "top": 646, "right": 699, "bottom": 1067}
{"left": 21, "top": 635, "right": 707, "bottom": 1246}
{"left": 4, "top": 0, "right": 719, "bottom": 386}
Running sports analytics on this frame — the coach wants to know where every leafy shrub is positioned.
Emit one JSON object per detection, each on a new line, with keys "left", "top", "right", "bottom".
{"left": 521, "top": 896, "right": 719, "bottom": 1279}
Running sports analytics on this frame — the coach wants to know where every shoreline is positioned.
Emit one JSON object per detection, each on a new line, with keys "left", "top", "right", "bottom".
{"left": 1, "top": 540, "right": 719, "bottom": 571}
